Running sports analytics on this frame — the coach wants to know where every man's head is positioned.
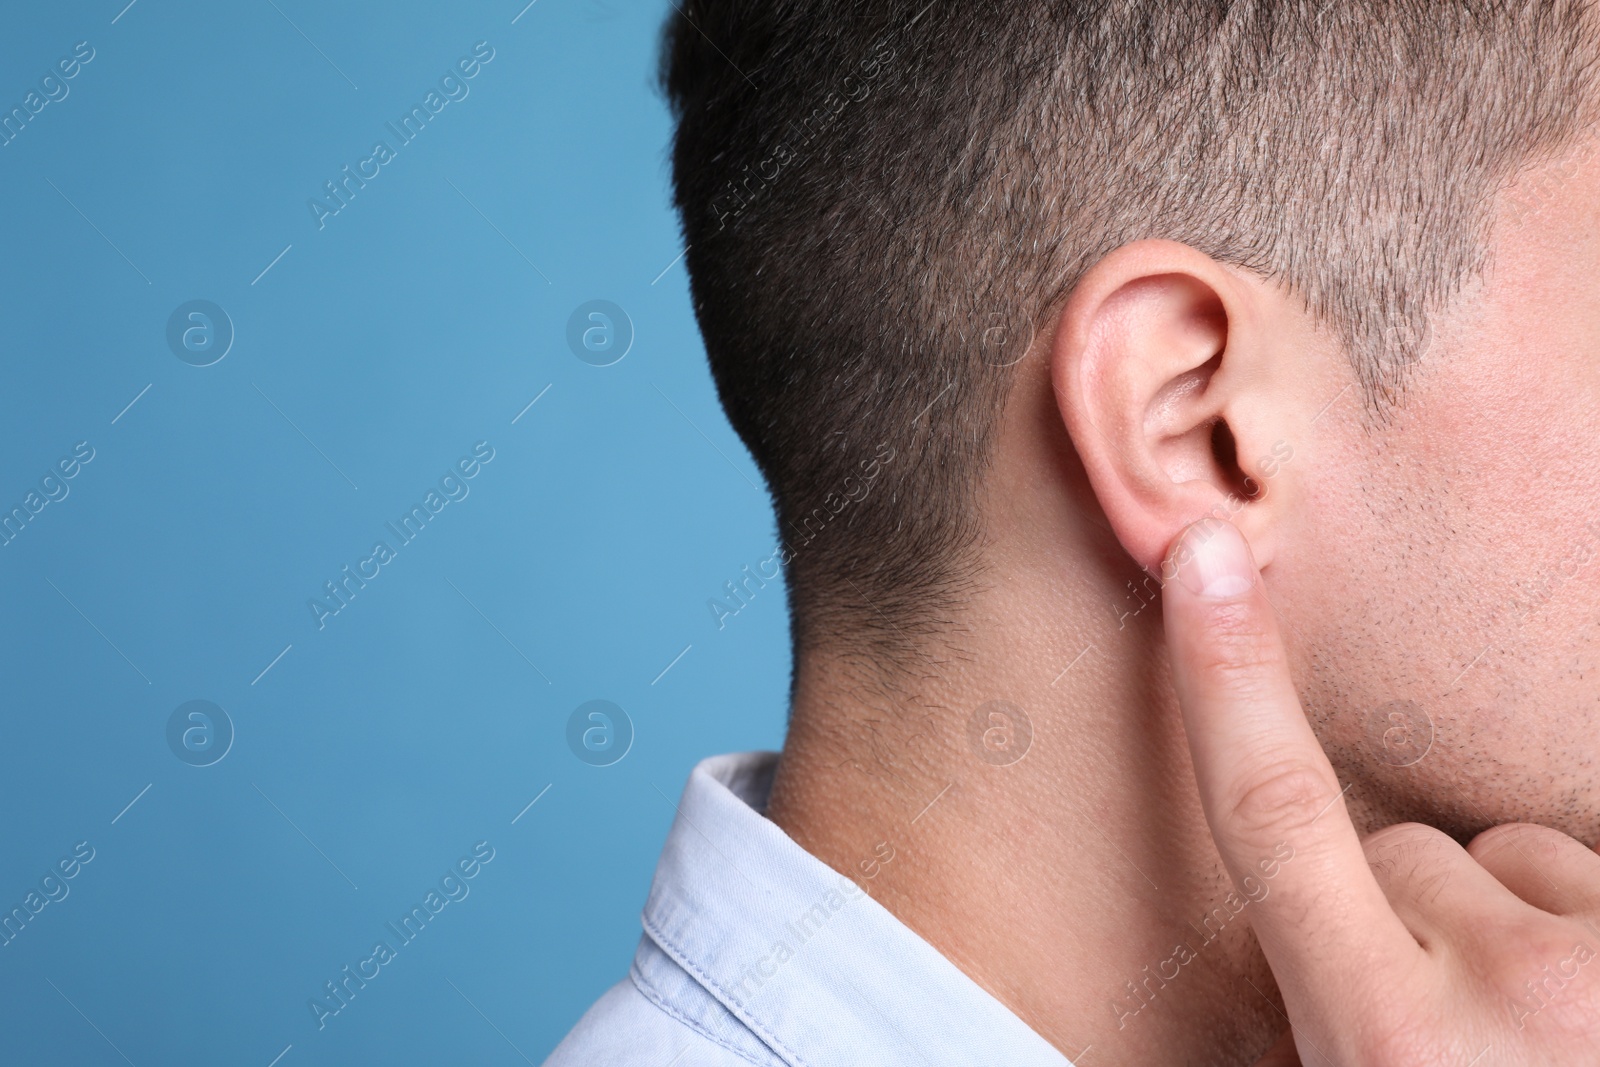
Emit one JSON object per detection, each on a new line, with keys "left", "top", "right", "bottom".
{"left": 661, "top": 3, "right": 1600, "bottom": 838}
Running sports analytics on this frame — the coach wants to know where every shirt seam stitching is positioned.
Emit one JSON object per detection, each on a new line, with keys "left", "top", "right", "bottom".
{"left": 642, "top": 909, "right": 814, "bottom": 1067}
{"left": 629, "top": 956, "right": 775, "bottom": 1067}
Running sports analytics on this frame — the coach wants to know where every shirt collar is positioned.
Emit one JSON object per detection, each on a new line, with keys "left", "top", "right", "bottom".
{"left": 639, "top": 752, "right": 1072, "bottom": 1067}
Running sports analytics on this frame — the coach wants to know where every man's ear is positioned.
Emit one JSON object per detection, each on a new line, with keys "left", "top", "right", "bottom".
{"left": 1052, "top": 239, "right": 1300, "bottom": 576}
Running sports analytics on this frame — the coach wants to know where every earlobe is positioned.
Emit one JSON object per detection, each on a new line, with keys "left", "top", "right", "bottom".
{"left": 1051, "top": 239, "right": 1293, "bottom": 576}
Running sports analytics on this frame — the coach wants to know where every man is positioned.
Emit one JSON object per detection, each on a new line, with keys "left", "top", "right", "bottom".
{"left": 548, "top": 1, "right": 1600, "bottom": 1063}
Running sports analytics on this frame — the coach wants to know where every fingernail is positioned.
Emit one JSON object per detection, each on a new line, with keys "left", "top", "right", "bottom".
{"left": 1171, "top": 519, "right": 1257, "bottom": 600}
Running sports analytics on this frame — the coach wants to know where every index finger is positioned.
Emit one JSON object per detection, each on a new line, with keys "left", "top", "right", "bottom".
{"left": 1161, "top": 518, "right": 1420, "bottom": 1006}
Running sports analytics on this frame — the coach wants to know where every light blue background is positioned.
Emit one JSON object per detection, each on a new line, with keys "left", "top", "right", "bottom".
{"left": 0, "top": 1, "right": 789, "bottom": 1062}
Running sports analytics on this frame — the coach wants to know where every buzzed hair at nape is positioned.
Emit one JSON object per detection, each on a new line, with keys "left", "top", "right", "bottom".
{"left": 658, "top": 1, "right": 1600, "bottom": 656}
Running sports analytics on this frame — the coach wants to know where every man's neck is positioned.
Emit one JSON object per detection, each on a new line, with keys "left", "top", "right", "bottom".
{"left": 765, "top": 609, "right": 1291, "bottom": 1065}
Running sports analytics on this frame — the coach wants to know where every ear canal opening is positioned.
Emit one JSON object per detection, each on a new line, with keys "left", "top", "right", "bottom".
{"left": 1209, "top": 419, "right": 1261, "bottom": 501}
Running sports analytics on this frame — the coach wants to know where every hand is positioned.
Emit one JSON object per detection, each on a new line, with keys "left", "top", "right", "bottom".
{"left": 1161, "top": 517, "right": 1600, "bottom": 1066}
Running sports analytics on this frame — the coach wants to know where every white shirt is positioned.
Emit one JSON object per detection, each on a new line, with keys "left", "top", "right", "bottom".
{"left": 544, "top": 752, "right": 1072, "bottom": 1066}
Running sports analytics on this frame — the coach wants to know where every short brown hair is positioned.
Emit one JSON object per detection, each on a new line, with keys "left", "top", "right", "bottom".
{"left": 659, "top": 1, "right": 1600, "bottom": 656}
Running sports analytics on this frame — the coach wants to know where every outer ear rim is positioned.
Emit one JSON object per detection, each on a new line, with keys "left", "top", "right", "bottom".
{"left": 1050, "top": 239, "right": 1281, "bottom": 576}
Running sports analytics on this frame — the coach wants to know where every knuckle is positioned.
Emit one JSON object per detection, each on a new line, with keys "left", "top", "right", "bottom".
{"left": 1221, "top": 762, "right": 1339, "bottom": 844}
{"left": 1364, "top": 821, "right": 1450, "bottom": 857}
{"left": 1190, "top": 601, "right": 1282, "bottom": 681}
{"left": 1468, "top": 822, "right": 1568, "bottom": 867}
{"left": 1362, "top": 823, "right": 1460, "bottom": 902}
{"left": 1192, "top": 655, "right": 1283, "bottom": 709}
